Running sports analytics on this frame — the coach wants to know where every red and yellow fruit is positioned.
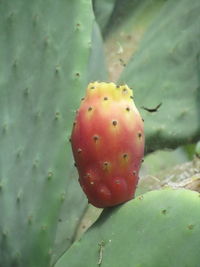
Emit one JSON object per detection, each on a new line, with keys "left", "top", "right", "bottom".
{"left": 70, "top": 82, "right": 144, "bottom": 208}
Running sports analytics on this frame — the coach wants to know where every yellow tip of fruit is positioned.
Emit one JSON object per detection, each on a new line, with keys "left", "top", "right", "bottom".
{"left": 86, "top": 82, "right": 133, "bottom": 101}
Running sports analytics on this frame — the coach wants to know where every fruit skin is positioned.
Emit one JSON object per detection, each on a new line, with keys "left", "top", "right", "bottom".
{"left": 71, "top": 82, "right": 144, "bottom": 208}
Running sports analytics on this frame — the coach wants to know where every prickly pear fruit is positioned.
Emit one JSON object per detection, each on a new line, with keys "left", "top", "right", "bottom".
{"left": 70, "top": 82, "right": 144, "bottom": 208}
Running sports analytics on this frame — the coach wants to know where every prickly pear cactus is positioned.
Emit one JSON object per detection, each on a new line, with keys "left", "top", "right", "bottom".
{"left": 71, "top": 82, "right": 144, "bottom": 207}
{"left": 55, "top": 189, "right": 200, "bottom": 267}
{"left": 0, "top": 0, "right": 106, "bottom": 266}
{"left": 2, "top": 0, "right": 200, "bottom": 266}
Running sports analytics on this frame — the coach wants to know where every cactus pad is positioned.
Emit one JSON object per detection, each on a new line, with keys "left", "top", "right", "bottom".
{"left": 56, "top": 189, "right": 200, "bottom": 267}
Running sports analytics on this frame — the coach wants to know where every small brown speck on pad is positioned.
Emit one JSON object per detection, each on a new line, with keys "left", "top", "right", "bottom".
{"left": 162, "top": 209, "right": 167, "bottom": 214}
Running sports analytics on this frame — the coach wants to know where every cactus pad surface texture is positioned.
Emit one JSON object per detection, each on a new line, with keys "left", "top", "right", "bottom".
{"left": 55, "top": 189, "right": 200, "bottom": 267}
{"left": 0, "top": 0, "right": 97, "bottom": 266}
{"left": 118, "top": 0, "right": 200, "bottom": 152}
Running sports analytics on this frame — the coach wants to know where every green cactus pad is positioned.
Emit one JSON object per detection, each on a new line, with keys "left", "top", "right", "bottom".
{"left": 88, "top": 21, "right": 108, "bottom": 82}
{"left": 0, "top": 0, "right": 104, "bottom": 266}
{"left": 55, "top": 189, "right": 200, "bottom": 267}
{"left": 118, "top": 0, "right": 200, "bottom": 151}
{"left": 92, "top": 0, "right": 117, "bottom": 34}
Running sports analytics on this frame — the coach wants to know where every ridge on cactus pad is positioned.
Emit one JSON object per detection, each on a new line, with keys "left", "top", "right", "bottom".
{"left": 70, "top": 82, "right": 144, "bottom": 208}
